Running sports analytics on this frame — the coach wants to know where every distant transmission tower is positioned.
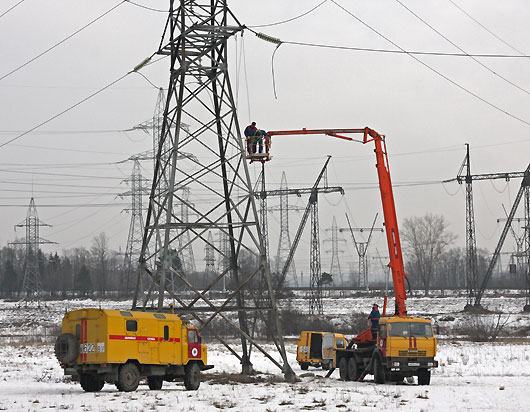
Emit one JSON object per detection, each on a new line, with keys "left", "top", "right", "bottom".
{"left": 274, "top": 172, "right": 298, "bottom": 285}
{"left": 134, "top": 0, "right": 292, "bottom": 379}
{"left": 204, "top": 231, "right": 216, "bottom": 275}
{"left": 11, "top": 198, "right": 55, "bottom": 300}
{"left": 325, "top": 216, "right": 345, "bottom": 286}
{"left": 121, "top": 159, "right": 150, "bottom": 296}
{"left": 178, "top": 186, "right": 196, "bottom": 274}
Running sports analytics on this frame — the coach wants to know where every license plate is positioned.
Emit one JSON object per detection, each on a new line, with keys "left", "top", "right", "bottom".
{"left": 408, "top": 362, "right": 420, "bottom": 366}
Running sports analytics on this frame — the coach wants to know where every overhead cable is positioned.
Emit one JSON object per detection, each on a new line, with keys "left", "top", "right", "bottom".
{"left": 329, "top": 0, "right": 530, "bottom": 127}
{"left": 0, "top": 0, "right": 25, "bottom": 19}
{"left": 248, "top": 0, "right": 328, "bottom": 28}
{"left": 447, "top": 0, "right": 530, "bottom": 59}
{"left": 0, "top": 1, "right": 126, "bottom": 82}
{"left": 394, "top": 0, "right": 530, "bottom": 96}
{"left": 250, "top": 30, "right": 530, "bottom": 58}
{"left": 0, "top": 52, "right": 156, "bottom": 150}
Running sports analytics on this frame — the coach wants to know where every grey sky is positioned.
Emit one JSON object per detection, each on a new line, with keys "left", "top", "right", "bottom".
{"left": 0, "top": 0, "right": 529, "bottom": 279}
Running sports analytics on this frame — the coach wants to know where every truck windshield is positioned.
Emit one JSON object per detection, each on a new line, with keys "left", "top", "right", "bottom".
{"left": 388, "top": 322, "right": 433, "bottom": 338}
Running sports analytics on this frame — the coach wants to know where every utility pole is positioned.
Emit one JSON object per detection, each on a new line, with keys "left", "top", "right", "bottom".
{"left": 324, "top": 216, "right": 346, "bottom": 286}
{"left": 134, "top": 1, "right": 293, "bottom": 380}
{"left": 11, "top": 198, "right": 55, "bottom": 301}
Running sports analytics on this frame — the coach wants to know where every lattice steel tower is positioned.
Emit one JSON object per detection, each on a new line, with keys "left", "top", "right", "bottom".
{"left": 134, "top": 0, "right": 292, "bottom": 379}
{"left": 122, "top": 159, "right": 150, "bottom": 296}
{"left": 11, "top": 198, "right": 54, "bottom": 299}
{"left": 275, "top": 172, "right": 297, "bottom": 285}
{"left": 325, "top": 216, "right": 345, "bottom": 286}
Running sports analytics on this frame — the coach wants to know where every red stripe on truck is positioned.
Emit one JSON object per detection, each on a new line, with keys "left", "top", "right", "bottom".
{"left": 109, "top": 335, "right": 181, "bottom": 343}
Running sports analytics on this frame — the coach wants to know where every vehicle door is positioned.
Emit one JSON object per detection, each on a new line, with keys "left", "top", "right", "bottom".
{"left": 159, "top": 322, "right": 174, "bottom": 364}
{"left": 187, "top": 328, "right": 201, "bottom": 360}
{"left": 377, "top": 323, "right": 388, "bottom": 357}
{"left": 321, "top": 333, "right": 335, "bottom": 366}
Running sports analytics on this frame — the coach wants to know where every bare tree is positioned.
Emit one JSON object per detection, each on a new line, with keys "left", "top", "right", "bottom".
{"left": 401, "top": 214, "right": 456, "bottom": 295}
{"left": 91, "top": 232, "right": 109, "bottom": 295}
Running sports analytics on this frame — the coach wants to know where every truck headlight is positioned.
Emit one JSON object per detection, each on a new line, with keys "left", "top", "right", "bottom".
{"left": 392, "top": 362, "right": 400, "bottom": 367}
{"left": 427, "top": 362, "right": 433, "bottom": 367}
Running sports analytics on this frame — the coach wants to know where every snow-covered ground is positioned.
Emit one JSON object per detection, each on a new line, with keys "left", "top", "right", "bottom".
{"left": 0, "top": 294, "right": 529, "bottom": 411}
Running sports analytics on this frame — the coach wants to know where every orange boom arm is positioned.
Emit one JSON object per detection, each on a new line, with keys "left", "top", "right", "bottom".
{"left": 267, "top": 127, "right": 408, "bottom": 317}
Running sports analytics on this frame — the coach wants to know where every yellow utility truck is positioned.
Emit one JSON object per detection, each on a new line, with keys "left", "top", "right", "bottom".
{"left": 54, "top": 308, "right": 213, "bottom": 392}
{"left": 336, "top": 317, "right": 437, "bottom": 384}
{"left": 297, "top": 331, "right": 347, "bottom": 370}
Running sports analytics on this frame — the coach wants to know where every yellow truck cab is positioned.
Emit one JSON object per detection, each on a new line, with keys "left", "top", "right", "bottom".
{"left": 54, "top": 308, "right": 213, "bottom": 392}
{"left": 336, "top": 316, "right": 437, "bottom": 385}
{"left": 297, "top": 331, "right": 347, "bottom": 370}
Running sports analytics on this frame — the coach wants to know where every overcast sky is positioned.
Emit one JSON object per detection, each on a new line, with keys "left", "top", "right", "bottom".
{"left": 0, "top": 0, "right": 529, "bottom": 281}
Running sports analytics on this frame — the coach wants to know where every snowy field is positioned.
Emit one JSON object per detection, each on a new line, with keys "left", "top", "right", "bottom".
{"left": 1, "top": 294, "right": 530, "bottom": 411}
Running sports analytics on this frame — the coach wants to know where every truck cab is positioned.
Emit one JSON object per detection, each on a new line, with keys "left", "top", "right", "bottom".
{"left": 375, "top": 317, "right": 437, "bottom": 384}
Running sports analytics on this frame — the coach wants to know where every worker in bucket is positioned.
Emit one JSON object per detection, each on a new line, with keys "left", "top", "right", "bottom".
{"left": 368, "top": 303, "right": 381, "bottom": 339}
{"left": 244, "top": 122, "right": 257, "bottom": 154}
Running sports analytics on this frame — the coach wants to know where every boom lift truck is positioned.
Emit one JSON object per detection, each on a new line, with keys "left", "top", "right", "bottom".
{"left": 250, "top": 127, "right": 437, "bottom": 385}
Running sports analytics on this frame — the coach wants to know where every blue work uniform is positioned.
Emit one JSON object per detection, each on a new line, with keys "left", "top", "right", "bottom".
{"left": 368, "top": 308, "right": 381, "bottom": 339}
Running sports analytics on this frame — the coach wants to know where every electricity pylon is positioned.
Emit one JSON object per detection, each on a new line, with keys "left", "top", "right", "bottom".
{"left": 121, "top": 159, "right": 150, "bottom": 296}
{"left": 10, "top": 198, "right": 55, "bottom": 301}
{"left": 343, "top": 214, "right": 382, "bottom": 290}
{"left": 133, "top": 0, "right": 293, "bottom": 380}
{"left": 274, "top": 172, "right": 298, "bottom": 286}
{"left": 324, "top": 216, "right": 346, "bottom": 286}
{"left": 204, "top": 231, "right": 216, "bottom": 277}
{"left": 446, "top": 145, "right": 529, "bottom": 308}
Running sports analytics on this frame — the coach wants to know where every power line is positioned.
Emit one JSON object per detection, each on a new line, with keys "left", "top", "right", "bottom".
{"left": 447, "top": 0, "right": 530, "bottom": 58}
{"left": 0, "top": 0, "right": 24, "bottom": 19}
{"left": 0, "top": 71, "right": 133, "bottom": 150}
{"left": 124, "top": 0, "right": 166, "bottom": 13}
{"left": 329, "top": 0, "right": 530, "bottom": 128}
{"left": 248, "top": 0, "right": 328, "bottom": 28}
{"left": 394, "top": 0, "right": 530, "bottom": 97}
{"left": 249, "top": 31, "right": 530, "bottom": 59}
{"left": 0, "top": 1, "right": 126, "bottom": 82}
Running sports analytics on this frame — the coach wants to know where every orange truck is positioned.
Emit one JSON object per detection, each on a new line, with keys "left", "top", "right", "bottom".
{"left": 54, "top": 308, "right": 213, "bottom": 392}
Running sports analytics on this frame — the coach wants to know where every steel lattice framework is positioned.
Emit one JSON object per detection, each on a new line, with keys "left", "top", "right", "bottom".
{"left": 133, "top": 0, "right": 292, "bottom": 379}
{"left": 122, "top": 159, "right": 150, "bottom": 296}
{"left": 275, "top": 172, "right": 298, "bottom": 286}
{"left": 11, "top": 198, "right": 55, "bottom": 300}
{"left": 325, "top": 216, "right": 345, "bottom": 286}
{"left": 342, "top": 214, "right": 382, "bottom": 290}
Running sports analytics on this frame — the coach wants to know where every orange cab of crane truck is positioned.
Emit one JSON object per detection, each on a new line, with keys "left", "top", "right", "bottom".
{"left": 54, "top": 308, "right": 213, "bottom": 392}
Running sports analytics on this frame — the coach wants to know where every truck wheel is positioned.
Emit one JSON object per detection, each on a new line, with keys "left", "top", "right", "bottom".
{"left": 417, "top": 369, "right": 431, "bottom": 385}
{"left": 116, "top": 363, "right": 140, "bottom": 392}
{"left": 80, "top": 374, "right": 104, "bottom": 392}
{"left": 184, "top": 363, "right": 200, "bottom": 390}
{"left": 339, "top": 358, "right": 349, "bottom": 381}
{"left": 373, "top": 355, "right": 386, "bottom": 384}
{"left": 347, "top": 357, "right": 360, "bottom": 381}
{"left": 147, "top": 376, "right": 163, "bottom": 390}
{"left": 300, "top": 362, "right": 309, "bottom": 371}
{"left": 55, "top": 333, "right": 79, "bottom": 365}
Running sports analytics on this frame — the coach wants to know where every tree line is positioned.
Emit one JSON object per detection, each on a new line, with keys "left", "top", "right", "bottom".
{"left": 0, "top": 215, "right": 527, "bottom": 297}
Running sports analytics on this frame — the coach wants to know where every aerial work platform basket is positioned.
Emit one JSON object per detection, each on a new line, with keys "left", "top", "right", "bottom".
{"left": 246, "top": 133, "right": 271, "bottom": 163}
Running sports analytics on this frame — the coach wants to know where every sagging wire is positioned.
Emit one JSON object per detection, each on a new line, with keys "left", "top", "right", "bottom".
{"left": 256, "top": 32, "right": 283, "bottom": 99}
{"left": 0, "top": 0, "right": 24, "bottom": 19}
{"left": 248, "top": 0, "right": 328, "bottom": 28}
